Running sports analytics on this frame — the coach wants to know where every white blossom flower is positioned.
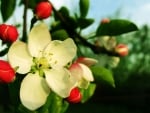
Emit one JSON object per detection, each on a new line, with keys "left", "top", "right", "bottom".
{"left": 7, "top": 23, "right": 77, "bottom": 110}
{"left": 69, "top": 57, "right": 97, "bottom": 89}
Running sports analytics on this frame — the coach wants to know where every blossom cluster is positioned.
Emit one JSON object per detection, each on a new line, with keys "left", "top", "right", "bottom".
{"left": 0, "top": 22, "right": 97, "bottom": 111}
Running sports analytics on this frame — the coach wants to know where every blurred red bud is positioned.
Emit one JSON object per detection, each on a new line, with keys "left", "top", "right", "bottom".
{"left": 67, "top": 87, "right": 82, "bottom": 103}
{"left": 0, "top": 60, "right": 15, "bottom": 83}
{"left": 34, "top": 1, "right": 52, "bottom": 19}
{"left": 115, "top": 44, "right": 128, "bottom": 56}
{"left": 0, "top": 24, "right": 18, "bottom": 43}
{"left": 101, "top": 18, "right": 110, "bottom": 24}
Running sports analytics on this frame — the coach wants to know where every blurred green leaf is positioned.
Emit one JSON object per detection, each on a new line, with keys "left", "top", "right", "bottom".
{"left": 79, "top": 0, "right": 89, "bottom": 18}
{"left": 78, "top": 18, "right": 94, "bottom": 29}
{"left": 59, "top": 7, "right": 70, "bottom": 17}
{"left": 96, "top": 19, "right": 138, "bottom": 36}
{"left": 91, "top": 65, "right": 115, "bottom": 87}
{"left": 80, "top": 83, "right": 96, "bottom": 103}
{"left": 1, "top": 0, "right": 16, "bottom": 22}
{"left": 51, "top": 29, "right": 69, "bottom": 40}
{"left": 58, "top": 7, "right": 78, "bottom": 30}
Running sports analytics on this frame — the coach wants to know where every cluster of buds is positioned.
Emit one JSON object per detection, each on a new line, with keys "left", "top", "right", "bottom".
{"left": 34, "top": 1, "right": 53, "bottom": 19}
{"left": 0, "top": 24, "right": 18, "bottom": 43}
{"left": 0, "top": 60, "right": 15, "bottom": 83}
{"left": 67, "top": 57, "right": 98, "bottom": 103}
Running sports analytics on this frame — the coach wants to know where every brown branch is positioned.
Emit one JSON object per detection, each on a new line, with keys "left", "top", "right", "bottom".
{"left": 22, "top": 0, "right": 28, "bottom": 42}
{"left": 49, "top": 1, "right": 119, "bottom": 56}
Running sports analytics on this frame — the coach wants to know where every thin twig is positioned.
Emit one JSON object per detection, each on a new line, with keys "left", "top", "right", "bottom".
{"left": 22, "top": 0, "right": 28, "bottom": 42}
{"left": 49, "top": 1, "right": 119, "bottom": 56}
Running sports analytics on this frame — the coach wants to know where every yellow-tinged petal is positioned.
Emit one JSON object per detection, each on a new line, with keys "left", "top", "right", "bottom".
{"left": 44, "top": 68, "right": 77, "bottom": 98}
{"left": 8, "top": 41, "right": 33, "bottom": 74}
{"left": 79, "top": 63, "right": 94, "bottom": 81}
{"left": 44, "top": 38, "right": 77, "bottom": 68}
{"left": 28, "top": 23, "right": 51, "bottom": 57}
{"left": 20, "top": 73, "right": 50, "bottom": 111}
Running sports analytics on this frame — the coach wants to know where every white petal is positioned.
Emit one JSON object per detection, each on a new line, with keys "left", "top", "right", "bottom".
{"left": 69, "top": 63, "right": 91, "bottom": 89}
{"left": 69, "top": 63, "right": 83, "bottom": 81}
{"left": 44, "top": 68, "right": 76, "bottom": 98}
{"left": 8, "top": 41, "right": 33, "bottom": 74}
{"left": 20, "top": 73, "right": 50, "bottom": 111}
{"left": 79, "top": 63, "right": 94, "bottom": 81}
{"left": 28, "top": 23, "right": 51, "bottom": 57}
{"left": 44, "top": 38, "right": 77, "bottom": 68}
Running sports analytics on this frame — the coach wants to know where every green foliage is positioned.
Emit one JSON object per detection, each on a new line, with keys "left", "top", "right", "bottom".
{"left": 51, "top": 29, "right": 69, "bottom": 40}
{"left": 79, "top": 0, "right": 90, "bottom": 18}
{"left": 91, "top": 65, "right": 115, "bottom": 87}
{"left": 78, "top": 18, "right": 94, "bottom": 29}
{"left": 80, "top": 83, "right": 96, "bottom": 103}
{"left": 38, "top": 92, "right": 69, "bottom": 113}
{"left": 0, "top": 0, "right": 16, "bottom": 22}
{"left": 96, "top": 19, "right": 138, "bottom": 36}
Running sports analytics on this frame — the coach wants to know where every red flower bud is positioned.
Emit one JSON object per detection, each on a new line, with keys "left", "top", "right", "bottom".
{"left": 34, "top": 1, "right": 52, "bottom": 19}
{"left": 67, "top": 87, "right": 82, "bottom": 103}
{"left": 0, "top": 24, "right": 18, "bottom": 43}
{"left": 100, "top": 18, "right": 110, "bottom": 24}
{"left": 0, "top": 60, "right": 15, "bottom": 83}
{"left": 115, "top": 44, "right": 128, "bottom": 56}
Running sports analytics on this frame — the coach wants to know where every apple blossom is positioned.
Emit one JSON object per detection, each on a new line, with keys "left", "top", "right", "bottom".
{"left": 7, "top": 23, "right": 77, "bottom": 110}
{"left": 69, "top": 57, "right": 97, "bottom": 89}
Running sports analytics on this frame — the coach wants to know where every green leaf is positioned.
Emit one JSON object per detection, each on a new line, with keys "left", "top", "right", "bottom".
{"left": 91, "top": 65, "right": 115, "bottom": 87}
{"left": 58, "top": 7, "right": 78, "bottom": 30}
{"left": 79, "top": 0, "right": 90, "bottom": 18}
{"left": 96, "top": 19, "right": 138, "bottom": 36}
{"left": 1, "top": 0, "right": 16, "bottom": 22}
{"left": 38, "top": 92, "right": 69, "bottom": 113}
{"left": 78, "top": 18, "right": 94, "bottom": 29}
{"left": 51, "top": 29, "right": 69, "bottom": 40}
{"left": 80, "top": 83, "right": 96, "bottom": 103}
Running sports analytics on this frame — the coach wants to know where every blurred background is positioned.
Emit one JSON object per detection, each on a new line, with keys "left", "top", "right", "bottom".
{"left": 54, "top": 0, "right": 150, "bottom": 113}
{"left": 1, "top": 0, "right": 150, "bottom": 113}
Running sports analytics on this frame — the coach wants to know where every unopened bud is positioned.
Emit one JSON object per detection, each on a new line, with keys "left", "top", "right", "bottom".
{"left": 34, "top": 1, "right": 53, "bottom": 19}
{"left": 115, "top": 44, "right": 128, "bottom": 56}
{"left": 67, "top": 87, "right": 82, "bottom": 103}
{"left": 100, "top": 18, "right": 110, "bottom": 24}
{"left": 0, "top": 24, "right": 18, "bottom": 43}
{"left": 0, "top": 60, "right": 15, "bottom": 83}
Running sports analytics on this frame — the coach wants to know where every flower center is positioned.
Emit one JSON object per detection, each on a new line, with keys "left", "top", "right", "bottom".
{"left": 31, "top": 57, "right": 51, "bottom": 76}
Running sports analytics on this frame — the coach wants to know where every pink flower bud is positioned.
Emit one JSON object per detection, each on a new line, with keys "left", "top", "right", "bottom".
{"left": 67, "top": 87, "right": 82, "bottom": 103}
{"left": 34, "top": 1, "right": 52, "bottom": 19}
{"left": 115, "top": 44, "right": 128, "bottom": 56}
{"left": 75, "top": 57, "right": 98, "bottom": 67}
{"left": 0, "top": 24, "right": 18, "bottom": 43}
{"left": 100, "top": 18, "right": 110, "bottom": 24}
{"left": 0, "top": 60, "right": 15, "bottom": 83}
